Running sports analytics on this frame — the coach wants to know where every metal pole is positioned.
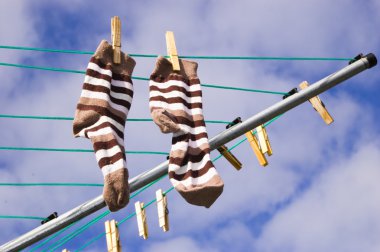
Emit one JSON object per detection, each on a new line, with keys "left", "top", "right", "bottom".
{"left": 1, "top": 54, "right": 376, "bottom": 252}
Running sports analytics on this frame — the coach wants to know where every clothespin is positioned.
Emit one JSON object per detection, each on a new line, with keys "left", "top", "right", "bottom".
{"left": 217, "top": 145, "right": 243, "bottom": 170}
{"left": 255, "top": 125, "right": 273, "bottom": 156}
{"left": 135, "top": 201, "right": 148, "bottom": 239}
{"left": 156, "top": 189, "right": 169, "bottom": 232}
{"left": 41, "top": 212, "right": 58, "bottom": 225}
{"left": 111, "top": 16, "right": 121, "bottom": 64}
{"left": 245, "top": 130, "right": 268, "bottom": 166}
{"left": 62, "top": 249, "right": 69, "bottom": 252}
{"left": 165, "top": 31, "right": 180, "bottom": 71}
{"left": 105, "top": 219, "right": 122, "bottom": 252}
{"left": 226, "top": 117, "right": 268, "bottom": 167}
{"left": 299, "top": 81, "right": 334, "bottom": 125}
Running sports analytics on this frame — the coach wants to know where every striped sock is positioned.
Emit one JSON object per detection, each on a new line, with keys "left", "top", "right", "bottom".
{"left": 73, "top": 40, "right": 135, "bottom": 212}
{"left": 149, "top": 56, "right": 224, "bottom": 208}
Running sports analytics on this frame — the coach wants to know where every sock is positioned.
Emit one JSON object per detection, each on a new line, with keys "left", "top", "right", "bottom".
{"left": 73, "top": 40, "right": 135, "bottom": 212}
{"left": 149, "top": 56, "right": 224, "bottom": 208}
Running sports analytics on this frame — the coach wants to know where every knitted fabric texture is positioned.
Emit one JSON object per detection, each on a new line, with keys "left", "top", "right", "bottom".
{"left": 149, "top": 56, "right": 224, "bottom": 208}
{"left": 73, "top": 40, "right": 135, "bottom": 212}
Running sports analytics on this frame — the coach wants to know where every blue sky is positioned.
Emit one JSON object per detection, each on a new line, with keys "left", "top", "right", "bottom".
{"left": 0, "top": 1, "right": 380, "bottom": 251}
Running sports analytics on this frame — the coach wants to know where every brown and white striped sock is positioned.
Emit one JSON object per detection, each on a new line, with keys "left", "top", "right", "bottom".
{"left": 149, "top": 56, "right": 224, "bottom": 208}
{"left": 73, "top": 40, "right": 135, "bottom": 212}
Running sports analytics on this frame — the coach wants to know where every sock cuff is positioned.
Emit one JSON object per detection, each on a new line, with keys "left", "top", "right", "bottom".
{"left": 93, "top": 40, "right": 136, "bottom": 77}
{"left": 150, "top": 56, "right": 199, "bottom": 83}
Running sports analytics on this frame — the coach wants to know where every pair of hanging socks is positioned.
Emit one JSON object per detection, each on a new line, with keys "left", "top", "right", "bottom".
{"left": 149, "top": 56, "right": 224, "bottom": 208}
{"left": 73, "top": 40, "right": 135, "bottom": 212}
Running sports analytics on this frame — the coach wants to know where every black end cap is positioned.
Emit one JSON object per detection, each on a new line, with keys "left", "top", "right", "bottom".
{"left": 41, "top": 212, "right": 58, "bottom": 225}
{"left": 283, "top": 87, "right": 298, "bottom": 100}
{"left": 226, "top": 117, "right": 242, "bottom": 129}
{"left": 349, "top": 53, "right": 363, "bottom": 65}
{"left": 365, "top": 53, "right": 377, "bottom": 68}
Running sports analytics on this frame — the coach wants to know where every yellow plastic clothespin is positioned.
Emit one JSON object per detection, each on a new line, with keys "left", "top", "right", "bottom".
{"left": 255, "top": 125, "right": 273, "bottom": 156}
{"left": 135, "top": 201, "right": 148, "bottom": 239}
{"left": 165, "top": 31, "right": 180, "bottom": 71}
{"left": 111, "top": 16, "right": 121, "bottom": 64}
{"left": 105, "top": 220, "right": 122, "bottom": 252}
{"left": 299, "top": 81, "right": 334, "bottom": 125}
{"left": 156, "top": 189, "right": 169, "bottom": 232}
{"left": 217, "top": 145, "right": 243, "bottom": 170}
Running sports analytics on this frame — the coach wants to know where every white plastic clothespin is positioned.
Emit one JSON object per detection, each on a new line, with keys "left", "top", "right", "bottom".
{"left": 104, "top": 219, "right": 122, "bottom": 252}
{"left": 156, "top": 189, "right": 169, "bottom": 232}
{"left": 165, "top": 31, "right": 180, "bottom": 71}
{"left": 135, "top": 201, "right": 148, "bottom": 239}
{"left": 111, "top": 16, "right": 121, "bottom": 64}
{"left": 299, "top": 81, "right": 334, "bottom": 125}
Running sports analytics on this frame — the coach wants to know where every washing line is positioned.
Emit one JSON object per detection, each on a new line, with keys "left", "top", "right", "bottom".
{"left": 76, "top": 192, "right": 160, "bottom": 252}
{"left": 41, "top": 117, "right": 277, "bottom": 250}
{"left": 0, "top": 54, "right": 376, "bottom": 251}
{"left": 0, "top": 128, "right": 254, "bottom": 188}
{"left": 0, "top": 216, "right": 46, "bottom": 221}
{"left": 0, "top": 183, "right": 103, "bottom": 187}
{"left": 0, "top": 61, "right": 287, "bottom": 95}
{"left": 0, "top": 114, "right": 231, "bottom": 124}
{"left": 32, "top": 175, "right": 167, "bottom": 251}
{"left": 0, "top": 45, "right": 353, "bottom": 61}
{"left": 0, "top": 146, "right": 169, "bottom": 155}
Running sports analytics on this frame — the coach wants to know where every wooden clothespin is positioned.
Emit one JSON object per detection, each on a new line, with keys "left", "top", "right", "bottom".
{"left": 111, "top": 16, "right": 121, "bottom": 64}
{"left": 105, "top": 220, "right": 122, "bottom": 252}
{"left": 299, "top": 81, "right": 334, "bottom": 125}
{"left": 135, "top": 201, "right": 148, "bottom": 239}
{"left": 255, "top": 125, "right": 273, "bottom": 156}
{"left": 156, "top": 189, "right": 169, "bottom": 232}
{"left": 245, "top": 130, "right": 268, "bottom": 166}
{"left": 217, "top": 145, "right": 243, "bottom": 170}
{"left": 227, "top": 117, "right": 268, "bottom": 167}
{"left": 165, "top": 31, "right": 180, "bottom": 71}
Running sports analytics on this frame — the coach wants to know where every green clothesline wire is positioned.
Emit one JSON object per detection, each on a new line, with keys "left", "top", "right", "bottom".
{"left": 76, "top": 187, "right": 173, "bottom": 252}
{"left": 0, "top": 45, "right": 353, "bottom": 61}
{"left": 0, "top": 215, "right": 46, "bottom": 220}
{"left": 0, "top": 114, "right": 281, "bottom": 155}
{"left": 0, "top": 183, "right": 103, "bottom": 187}
{"left": 65, "top": 117, "right": 279, "bottom": 251}
{"left": 0, "top": 114, "right": 232, "bottom": 124}
{"left": 0, "top": 61, "right": 287, "bottom": 95}
{"left": 8, "top": 114, "right": 281, "bottom": 250}
{"left": 40, "top": 136, "right": 242, "bottom": 251}
{"left": 30, "top": 223, "right": 76, "bottom": 252}
{"left": 0, "top": 117, "right": 282, "bottom": 189}
{"left": 42, "top": 175, "right": 166, "bottom": 252}
{"left": 75, "top": 116, "right": 283, "bottom": 250}
{"left": 0, "top": 146, "right": 169, "bottom": 155}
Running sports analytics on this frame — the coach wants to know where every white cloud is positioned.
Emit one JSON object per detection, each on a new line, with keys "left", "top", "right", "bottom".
{"left": 0, "top": 0, "right": 379, "bottom": 251}
{"left": 144, "top": 236, "right": 219, "bottom": 252}
{"left": 255, "top": 141, "right": 380, "bottom": 252}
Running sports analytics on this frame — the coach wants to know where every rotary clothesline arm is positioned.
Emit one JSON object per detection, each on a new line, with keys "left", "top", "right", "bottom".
{"left": 0, "top": 53, "right": 376, "bottom": 252}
